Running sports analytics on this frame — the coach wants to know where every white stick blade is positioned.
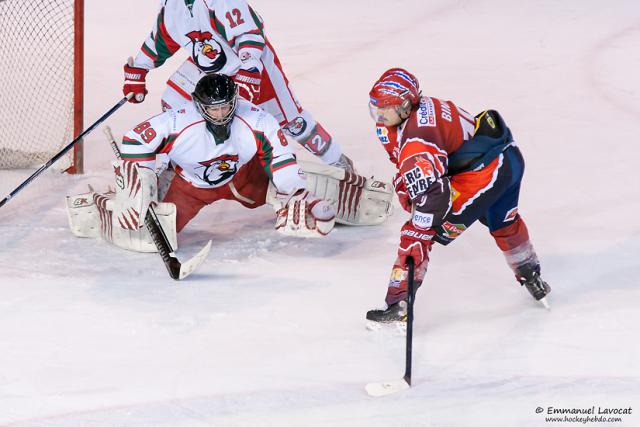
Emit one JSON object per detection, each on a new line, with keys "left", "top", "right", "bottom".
{"left": 365, "top": 379, "right": 410, "bottom": 397}
{"left": 179, "top": 240, "right": 212, "bottom": 279}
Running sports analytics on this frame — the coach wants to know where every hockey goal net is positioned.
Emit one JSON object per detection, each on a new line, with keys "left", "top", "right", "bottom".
{"left": 0, "top": 0, "right": 84, "bottom": 173}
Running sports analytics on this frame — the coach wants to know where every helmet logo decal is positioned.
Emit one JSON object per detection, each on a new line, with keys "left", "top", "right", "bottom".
{"left": 197, "top": 154, "right": 239, "bottom": 185}
{"left": 186, "top": 31, "right": 227, "bottom": 72}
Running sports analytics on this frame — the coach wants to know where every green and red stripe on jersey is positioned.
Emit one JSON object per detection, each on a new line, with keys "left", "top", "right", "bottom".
{"left": 142, "top": 7, "right": 181, "bottom": 68}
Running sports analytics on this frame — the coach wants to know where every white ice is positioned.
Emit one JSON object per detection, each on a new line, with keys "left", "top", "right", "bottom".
{"left": 1, "top": 0, "right": 639, "bottom": 426}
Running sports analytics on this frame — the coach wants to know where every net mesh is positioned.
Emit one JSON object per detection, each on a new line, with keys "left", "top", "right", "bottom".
{"left": 0, "top": 0, "right": 76, "bottom": 170}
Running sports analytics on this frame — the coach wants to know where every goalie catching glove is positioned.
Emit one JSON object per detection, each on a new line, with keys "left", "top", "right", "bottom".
{"left": 274, "top": 189, "right": 336, "bottom": 238}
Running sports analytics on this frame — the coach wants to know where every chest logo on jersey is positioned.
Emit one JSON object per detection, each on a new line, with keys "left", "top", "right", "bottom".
{"left": 403, "top": 157, "right": 436, "bottom": 199}
{"left": 197, "top": 154, "right": 239, "bottom": 185}
{"left": 186, "top": 31, "right": 227, "bottom": 72}
{"left": 416, "top": 98, "right": 436, "bottom": 128}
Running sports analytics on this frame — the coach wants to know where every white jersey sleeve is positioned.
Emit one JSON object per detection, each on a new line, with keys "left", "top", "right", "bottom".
{"left": 235, "top": 101, "right": 304, "bottom": 194}
{"left": 132, "top": 0, "right": 182, "bottom": 70}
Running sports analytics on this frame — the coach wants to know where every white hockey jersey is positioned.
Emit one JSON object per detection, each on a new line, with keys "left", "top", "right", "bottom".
{"left": 120, "top": 100, "right": 304, "bottom": 194}
{"left": 133, "top": 0, "right": 266, "bottom": 100}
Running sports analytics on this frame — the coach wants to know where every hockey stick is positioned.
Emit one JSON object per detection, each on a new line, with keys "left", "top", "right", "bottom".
{"left": 0, "top": 93, "right": 134, "bottom": 209}
{"left": 103, "top": 126, "right": 211, "bottom": 280}
{"left": 365, "top": 256, "right": 416, "bottom": 397}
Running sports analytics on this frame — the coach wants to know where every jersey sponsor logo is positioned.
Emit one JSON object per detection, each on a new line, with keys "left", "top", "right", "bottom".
{"left": 442, "top": 221, "right": 466, "bottom": 238}
{"left": 284, "top": 116, "right": 307, "bottom": 137}
{"left": 440, "top": 100, "right": 453, "bottom": 122}
{"left": 196, "top": 154, "right": 239, "bottom": 185}
{"left": 412, "top": 211, "right": 434, "bottom": 229}
{"left": 416, "top": 98, "right": 436, "bottom": 127}
{"left": 403, "top": 157, "right": 436, "bottom": 199}
{"left": 503, "top": 207, "right": 519, "bottom": 222}
{"left": 376, "top": 126, "right": 390, "bottom": 143}
{"left": 186, "top": 31, "right": 227, "bottom": 72}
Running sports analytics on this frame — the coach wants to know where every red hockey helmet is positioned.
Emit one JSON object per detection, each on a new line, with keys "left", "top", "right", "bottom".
{"left": 369, "top": 68, "right": 420, "bottom": 126}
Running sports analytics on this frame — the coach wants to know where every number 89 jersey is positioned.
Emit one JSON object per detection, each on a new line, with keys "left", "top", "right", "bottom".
{"left": 120, "top": 99, "right": 304, "bottom": 195}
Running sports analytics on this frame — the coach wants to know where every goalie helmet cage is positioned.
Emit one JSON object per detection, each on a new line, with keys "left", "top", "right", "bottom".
{"left": 0, "top": 0, "right": 84, "bottom": 173}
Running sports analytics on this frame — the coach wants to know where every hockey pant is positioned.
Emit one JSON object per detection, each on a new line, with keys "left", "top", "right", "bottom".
{"left": 384, "top": 145, "right": 540, "bottom": 305}
{"left": 160, "top": 42, "right": 343, "bottom": 165}
{"left": 163, "top": 157, "right": 269, "bottom": 233}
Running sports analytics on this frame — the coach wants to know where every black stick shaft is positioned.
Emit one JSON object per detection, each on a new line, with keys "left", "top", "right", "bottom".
{"left": 0, "top": 94, "right": 132, "bottom": 209}
{"left": 403, "top": 256, "right": 415, "bottom": 385}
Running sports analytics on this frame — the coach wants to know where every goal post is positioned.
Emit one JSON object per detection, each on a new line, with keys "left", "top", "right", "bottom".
{"left": 0, "top": 0, "right": 84, "bottom": 173}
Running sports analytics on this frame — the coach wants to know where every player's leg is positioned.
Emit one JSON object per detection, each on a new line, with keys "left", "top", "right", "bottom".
{"left": 162, "top": 174, "right": 227, "bottom": 232}
{"left": 480, "top": 146, "right": 551, "bottom": 303}
{"left": 256, "top": 43, "right": 354, "bottom": 171}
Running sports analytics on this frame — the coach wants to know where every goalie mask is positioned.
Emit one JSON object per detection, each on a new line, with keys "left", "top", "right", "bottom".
{"left": 192, "top": 73, "right": 238, "bottom": 141}
{"left": 368, "top": 68, "right": 421, "bottom": 127}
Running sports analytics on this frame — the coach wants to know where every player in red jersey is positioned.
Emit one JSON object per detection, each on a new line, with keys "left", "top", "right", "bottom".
{"left": 366, "top": 68, "right": 551, "bottom": 323}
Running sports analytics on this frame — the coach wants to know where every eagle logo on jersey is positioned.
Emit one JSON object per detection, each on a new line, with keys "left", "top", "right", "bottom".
{"left": 186, "top": 31, "right": 227, "bottom": 72}
{"left": 197, "top": 154, "right": 239, "bottom": 185}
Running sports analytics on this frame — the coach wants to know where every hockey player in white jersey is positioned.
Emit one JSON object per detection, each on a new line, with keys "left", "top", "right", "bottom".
{"left": 123, "top": 0, "right": 355, "bottom": 172}
{"left": 120, "top": 73, "right": 335, "bottom": 236}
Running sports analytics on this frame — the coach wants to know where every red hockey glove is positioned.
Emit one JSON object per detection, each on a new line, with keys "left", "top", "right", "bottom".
{"left": 123, "top": 62, "right": 148, "bottom": 103}
{"left": 393, "top": 172, "right": 411, "bottom": 212}
{"left": 397, "top": 221, "right": 435, "bottom": 267}
{"left": 234, "top": 68, "right": 261, "bottom": 103}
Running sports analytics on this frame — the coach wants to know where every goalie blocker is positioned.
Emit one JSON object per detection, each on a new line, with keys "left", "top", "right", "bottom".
{"left": 66, "top": 160, "right": 393, "bottom": 252}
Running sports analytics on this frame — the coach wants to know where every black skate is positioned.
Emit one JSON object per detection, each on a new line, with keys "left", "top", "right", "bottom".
{"left": 366, "top": 301, "right": 408, "bottom": 323}
{"left": 519, "top": 271, "right": 551, "bottom": 309}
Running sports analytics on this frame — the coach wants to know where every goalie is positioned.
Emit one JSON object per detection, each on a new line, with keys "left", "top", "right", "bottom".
{"left": 118, "top": 72, "right": 338, "bottom": 239}
{"left": 67, "top": 73, "right": 393, "bottom": 251}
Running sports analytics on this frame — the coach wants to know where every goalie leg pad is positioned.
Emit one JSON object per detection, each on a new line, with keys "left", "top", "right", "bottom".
{"left": 296, "top": 161, "right": 394, "bottom": 226}
{"left": 66, "top": 187, "right": 178, "bottom": 253}
{"left": 112, "top": 159, "right": 158, "bottom": 230}
{"left": 95, "top": 192, "right": 178, "bottom": 253}
{"left": 66, "top": 188, "right": 101, "bottom": 238}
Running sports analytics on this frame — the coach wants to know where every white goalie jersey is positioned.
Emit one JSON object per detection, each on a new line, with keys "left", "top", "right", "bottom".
{"left": 120, "top": 99, "right": 305, "bottom": 195}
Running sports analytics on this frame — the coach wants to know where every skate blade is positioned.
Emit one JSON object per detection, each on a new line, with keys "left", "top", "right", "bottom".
{"left": 366, "top": 320, "right": 406, "bottom": 336}
{"left": 537, "top": 296, "right": 551, "bottom": 310}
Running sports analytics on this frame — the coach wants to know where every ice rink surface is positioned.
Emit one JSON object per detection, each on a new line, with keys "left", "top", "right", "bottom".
{"left": 1, "top": 0, "right": 639, "bottom": 425}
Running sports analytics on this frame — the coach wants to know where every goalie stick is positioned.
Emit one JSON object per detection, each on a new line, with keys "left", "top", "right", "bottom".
{"left": 365, "top": 256, "right": 416, "bottom": 397}
{"left": 0, "top": 93, "right": 133, "bottom": 209}
{"left": 103, "top": 126, "right": 211, "bottom": 280}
